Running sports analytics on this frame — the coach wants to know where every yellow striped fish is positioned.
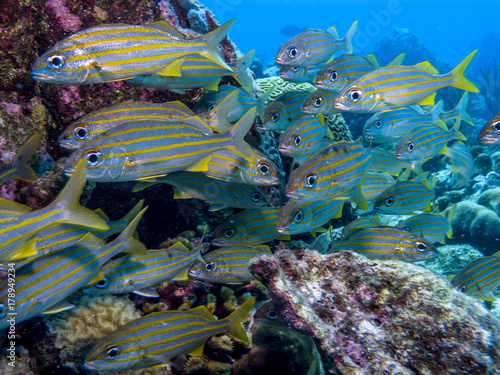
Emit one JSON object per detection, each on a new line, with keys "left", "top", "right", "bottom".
{"left": 278, "top": 114, "right": 330, "bottom": 157}
{"left": 0, "top": 161, "right": 109, "bottom": 262}
{"left": 126, "top": 49, "right": 255, "bottom": 93}
{"left": 189, "top": 245, "right": 272, "bottom": 284}
{"left": 333, "top": 50, "right": 479, "bottom": 113}
{"left": 479, "top": 112, "right": 500, "bottom": 145}
{"left": 331, "top": 226, "right": 438, "bottom": 261}
{"left": 0, "top": 208, "right": 147, "bottom": 329}
{"left": 31, "top": 20, "right": 235, "bottom": 84}
{"left": 0, "top": 134, "right": 40, "bottom": 186}
{"left": 360, "top": 173, "right": 395, "bottom": 208}
{"left": 341, "top": 216, "right": 381, "bottom": 239}
{"left": 82, "top": 241, "right": 203, "bottom": 297}
{"left": 445, "top": 141, "right": 474, "bottom": 189}
{"left": 451, "top": 252, "right": 500, "bottom": 301}
{"left": 276, "top": 21, "right": 357, "bottom": 67}
{"left": 370, "top": 148, "right": 424, "bottom": 176}
{"left": 398, "top": 206, "right": 455, "bottom": 244}
{"left": 211, "top": 208, "right": 290, "bottom": 246}
{"left": 62, "top": 108, "right": 257, "bottom": 182}
{"left": 309, "top": 228, "right": 334, "bottom": 254}
{"left": 279, "top": 63, "right": 326, "bottom": 83}
{"left": 285, "top": 141, "right": 370, "bottom": 209}
{"left": 262, "top": 90, "right": 312, "bottom": 131}
{"left": 134, "top": 172, "right": 268, "bottom": 211}
{"left": 85, "top": 297, "right": 255, "bottom": 370}
{"left": 301, "top": 89, "right": 339, "bottom": 115}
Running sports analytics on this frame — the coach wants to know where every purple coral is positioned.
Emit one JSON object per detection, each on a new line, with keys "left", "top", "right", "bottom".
{"left": 45, "top": 0, "right": 82, "bottom": 33}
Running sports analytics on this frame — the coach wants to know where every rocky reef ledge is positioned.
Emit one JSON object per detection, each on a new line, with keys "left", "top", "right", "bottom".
{"left": 249, "top": 249, "right": 500, "bottom": 375}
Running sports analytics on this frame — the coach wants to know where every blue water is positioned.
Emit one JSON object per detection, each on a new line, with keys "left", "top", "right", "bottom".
{"left": 202, "top": 0, "right": 500, "bottom": 70}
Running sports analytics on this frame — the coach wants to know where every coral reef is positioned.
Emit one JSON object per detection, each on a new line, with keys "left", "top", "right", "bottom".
{"left": 255, "top": 77, "right": 315, "bottom": 104}
{"left": 422, "top": 244, "right": 484, "bottom": 278}
{"left": 249, "top": 249, "right": 500, "bottom": 374}
{"left": 326, "top": 113, "right": 353, "bottom": 142}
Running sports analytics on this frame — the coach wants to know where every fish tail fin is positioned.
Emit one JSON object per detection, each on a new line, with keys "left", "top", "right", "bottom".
{"left": 51, "top": 160, "right": 109, "bottom": 230}
{"left": 113, "top": 207, "right": 148, "bottom": 255}
{"left": 10, "top": 133, "right": 41, "bottom": 181}
{"left": 342, "top": 20, "right": 358, "bottom": 54}
{"left": 227, "top": 107, "right": 258, "bottom": 162}
{"left": 258, "top": 87, "right": 275, "bottom": 121}
{"left": 450, "top": 50, "right": 480, "bottom": 92}
{"left": 455, "top": 92, "right": 474, "bottom": 126}
{"left": 429, "top": 101, "right": 444, "bottom": 123}
{"left": 225, "top": 296, "right": 255, "bottom": 343}
{"left": 120, "top": 199, "right": 145, "bottom": 225}
{"left": 451, "top": 118, "right": 467, "bottom": 141}
{"left": 206, "top": 90, "right": 239, "bottom": 132}
{"left": 233, "top": 50, "right": 255, "bottom": 93}
{"left": 199, "top": 19, "right": 235, "bottom": 71}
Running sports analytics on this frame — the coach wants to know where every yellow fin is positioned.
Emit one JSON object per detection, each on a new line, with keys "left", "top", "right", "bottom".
{"left": 279, "top": 234, "right": 291, "bottom": 241}
{"left": 364, "top": 54, "right": 379, "bottom": 68}
{"left": 417, "top": 92, "right": 436, "bottom": 106}
{"left": 173, "top": 187, "right": 192, "bottom": 200}
{"left": 185, "top": 155, "right": 212, "bottom": 173}
{"left": 204, "top": 78, "right": 221, "bottom": 91}
{"left": 316, "top": 113, "right": 325, "bottom": 126}
{"left": 450, "top": 50, "right": 480, "bottom": 92}
{"left": 422, "top": 201, "right": 432, "bottom": 212}
{"left": 187, "top": 342, "right": 206, "bottom": 357}
{"left": 198, "top": 20, "right": 235, "bottom": 71}
{"left": 155, "top": 58, "right": 186, "bottom": 77}
{"left": 93, "top": 208, "right": 110, "bottom": 222}
{"left": 172, "top": 267, "right": 190, "bottom": 281}
{"left": 415, "top": 61, "right": 439, "bottom": 74}
{"left": 225, "top": 297, "right": 255, "bottom": 343}
{"left": 41, "top": 301, "right": 75, "bottom": 315}
{"left": 233, "top": 49, "right": 255, "bottom": 93}
{"left": 87, "top": 270, "right": 106, "bottom": 286}
{"left": 434, "top": 120, "right": 448, "bottom": 131}
{"left": 133, "top": 287, "right": 160, "bottom": 298}
{"left": 387, "top": 53, "right": 405, "bottom": 67}
{"left": 0, "top": 199, "right": 32, "bottom": 215}
{"left": 8, "top": 236, "right": 39, "bottom": 261}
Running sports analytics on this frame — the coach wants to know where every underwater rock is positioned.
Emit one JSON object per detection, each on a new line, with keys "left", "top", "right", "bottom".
{"left": 475, "top": 153, "right": 493, "bottom": 175}
{"left": 249, "top": 249, "right": 500, "bottom": 374}
{"left": 477, "top": 187, "right": 500, "bottom": 215}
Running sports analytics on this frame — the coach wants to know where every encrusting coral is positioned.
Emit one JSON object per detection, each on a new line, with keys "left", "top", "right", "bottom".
{"left": 249, "top": 249, "right": 500, "bottom": 374}
{"left": 255, "top": 77, "right": 315, "bottom": 104}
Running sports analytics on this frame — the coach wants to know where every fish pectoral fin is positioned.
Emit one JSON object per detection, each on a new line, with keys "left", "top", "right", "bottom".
{"left": 41, "top": 301, "right": 75, "bottom": 315}
{"left": 92, "top": 61, "right": 124, "bottom": 74}
{"left": 133, "top": 287, "right": 160, "bottom": 298}
{"left": 204, "top": 78, "right": 221, "bottom": 91}
{"left": 185, "top": 155, "right": 212, "bottom": 173}
{"left": 208, "top": 203, "right": 226, "bottom": 211}
{"left": 147, "top": 354, "right": 175, "bottom": 367}
{"left": 414, "top": 61, "right": 439, "bottom": 74}
{"left": 8, "top": 236, "right": 39, "bottom": 261}
{"left": 132, "top": 181, "right": 159, "bottom": 192}
{"left": 155, "top": 58, "right": 186, "bottom": 77}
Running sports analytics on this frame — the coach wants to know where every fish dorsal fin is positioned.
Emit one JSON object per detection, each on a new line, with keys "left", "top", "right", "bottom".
{"left": 326, "top": 25, "right": 338, "bottom": 39}
{"left": 168, "top": 241, "right": 192, "bottom": 254}
{"left": 417, "top": 92, "right": 436, "bottom": 106}
{"left": 183, "top": 115, "right": 213, "bottom": 134}
{"left": 364, "top": 54, "right": 379, "bottom": 68}
{"left": 387, "top": 52, "right": 406, "bottom": 67}
{"left": 162, "top": 101, "right": 194, "bottom": 116}
{"left": 190, "top": 305, "right": 217, "bottom": 321}
{"left": 415, "top": 61, "right": 439, "bottom": 75}
{"left": 397, "top": 168, "right": 412, "bottom": 182}
{"left": 412, "top": 171, "right": 430, "bottom": 183}
{"left": 148, "top": 21, "right": 186, "bottom": 38}
{"left": 155, "top": 58, "right": 186, "bottom": 77}
{"left": 0, "top": 199, "right": 32, "bottom": 215}
{"left": 434, "top": 120, "right": 448, "bottom": 131}
{"left": 93, "top": 208, "right": 110, "bottom": 221}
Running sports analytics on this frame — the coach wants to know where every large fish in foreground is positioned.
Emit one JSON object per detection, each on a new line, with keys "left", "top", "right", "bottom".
{"left": 333, "top": 50, "right": 479, "bottom": 113}
{"left": 31, "top": 20, "right": 234, "bottom": 84}
{"left": 85, "top": 297, "right": 255, "bottom": 370}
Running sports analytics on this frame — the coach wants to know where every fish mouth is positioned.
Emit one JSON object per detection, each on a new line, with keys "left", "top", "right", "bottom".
{"left": 315, "top": 81, "right": 324, "bottom": 88}
{"left": 30, "top": 72, "right": 50, "bottom": 81}
{"left": 275, "top": 57, "right": 287, "bottom": 65}
{"left": 84, "top": 362, "right": 97, "bottom": 370}
{"left": 301, "top": 105, "right": 312, "bottom": 114}
{"left": 333, "top": 102, "right": 349, "bottom": 111}
{"left": 257, "top": 123, "right": 270, "bottom": 131}
{"left": 285, "top": 190, "right": 300, "bottom": 199}
{"left": 276, "top": 225, "right": 288, "bottom": 234}
{"left": 478, "top": 135, "right": 499, "bottom": 144}
{"left": 279, "top": 72, "right": 288, "bottom": 79}
{"left": 278, "top": 145, "right": 288, "bottom": 153}
{"left": 395, "top": 153, "right": 403, "bottom": 159}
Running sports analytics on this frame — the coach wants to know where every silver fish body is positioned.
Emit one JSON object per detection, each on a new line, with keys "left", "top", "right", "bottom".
{"left": 262, "top": 91, "right": 312, "bottom": 131}
{"left": 278, "top": 114, "right": 327, "bottom": 157}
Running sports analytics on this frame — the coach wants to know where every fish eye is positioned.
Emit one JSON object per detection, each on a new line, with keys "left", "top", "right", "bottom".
{"left": 205, "top": 261, "right": 215, "bottom": 272}
{"left": 105, "top": 347, "right": 120, "bottom": 360}
{"left": 305, "top": 174, "right": 317, "bottom": 188}
{"left": 207, "top": 104, "right": 216, "bottom": 111}
{"left": 313, "top": 97, "right": 323, "bottom": 107}
{"left": 459, "top": 284, "right": 467, "bottom": 293}
{"left": 374, "top": 120, "right": 382, "bottom": 129}
{"left": 47, "top": 55, "right": 66, "bottom": 69}
{"left": 329, "top": 70, "right": 338, "bottom": 81}
{"left": 288, "top": 47, "right": 298, "bottom": 58}
{"left": 416, "top": 242, "right": 427, "bottom": 251}
{"left": 407, "top": 142, "right": 415, "bottom": 152}
{"left": 294, "top": 135, "right": 302, "bottom": 146}
{"left": 292, "top": 67, "right": 299, "bottom": 72}
{"left": 73, "top": 126, "right": 89, "bottom": 140}
{"left": 267, "top": 309, "right": 280, "bottom": 320}
{"left": 224, "top": 229, "right": 235, "bottom": 238}
{"left": 258, "top": 163, "right": 271, "bottom": 176}
{"left": 348, "top": 89, "right": 363, "bottom": 102}
{"left": 0, "top": 304, "right": 6, "bottom": 319}
{"left": 493, "top": 122, "right": 500, "bottom": 132}
{"left": 271, "top": 113, "right": 280, "bottom": 122}
{"left": 385, "top": 197, "right": 394, "bottom": 206}
{"left": 95, "top": 278, "right": 108, "bottom": 289}
{"left": 85, "top": 151, "right": 102, "bottom": 166}
{"left": 403, "top": 226, "right": 411, "bottom": 232}
{"left": 252, "top": 192, "right": 262, "bottom": 202}
{"left": 294, "top": 210, "right": 303, "bottom": 223}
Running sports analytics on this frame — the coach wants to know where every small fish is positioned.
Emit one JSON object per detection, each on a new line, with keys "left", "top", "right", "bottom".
{"left": 211, "top": 208, "right": 290, "bottom": 246}
{"left": 278, "top": 114, "right": 329, "bottom": 157}
{"left": 83, "top": 241, "right": 203, "bottom": 297}
{"left": 0, "top": 134, "right": 40, "bottom": 185}
{"left": 360, "top": 173, "right": 396, "bottom": 210}
{"left": 395, "top": 120, "right": 466, "bottom": 161}
{"left": 279, "top": 64, "right": 325, "bottom": 83}
{"left": 0, "top": 161, "right": 109, "bottom": 262}
{"left": 126, "top": 49, "right": 255, "bottom": 94}
{"left": 451, "top": 252, "right": 500, "bottom": 301}
{"left": 341, "top": 216, "right": 381, "bottom": 239}
{"left": 0, "top": 208, "right": 146, "bottom": 329}
{"left": 194, "top": 85, "right": 273, "bottom": 123}
{"left": 315, "top": 53, "right": 405, "bottom": 93}
{"left": 134, "top": 171, "right": 268, "bottom": 211}
{"left": 398, "top": 205, "right": 455, "bottom": 244}
{"left": 331, "top": 226, "right": 438, "bottom": 261}
{"left": 189, "top": 245, "right": 272, "bottom": 284}
{"left": 444, "top": 141, "right": 474, "bottom": 189}
{"left": 276, "top": 21, "right": 357, "bottom": 67}
{"left": 277, "top": 198, "right": 345, "bottom": 235}
{"left": 85, "top": 297, "right": 255, "bottom": 370}
{"left": 373, "top": 174, "right": 434, "bottom": 215}
{"left": 370, "top": 148, "right": 424, "bottom": 176}
{"left": 363, "top": 102, "right": 443, "bottom": 144}
{"left": 62, "top": 107, "right": 257, "bottom": 182}
{"left": 285, "top": 141, "right": 370, "bottom": 209}
{"left": 262, "top": 91, "right": 312, "bottom": 131}
{"left": 31, "top": 20, "right": 234, "bottom": 84}
{"left": 204, "top": 148, "right": 281, "bottom": 186}
{"left": 301, "top": 89, "right": 339, "bottom": 115}
{"left": 333, "top": 50, "right": 479, "bottom": 113}
{"left": 478, "top": 112, "right": 500, "bottom": 145}
{"left": 309, "top": 228, "right": 333, "bottom": 254}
